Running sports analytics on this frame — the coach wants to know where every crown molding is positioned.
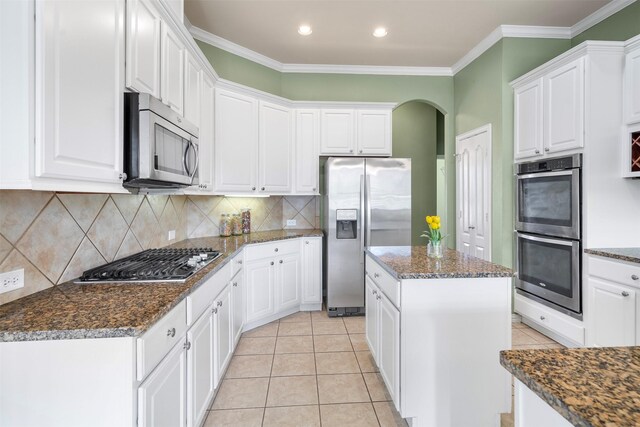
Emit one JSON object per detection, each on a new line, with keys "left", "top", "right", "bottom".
{"left": 280, "top": 63, "right": 453, "bottom": 76}
{"left": 570, "top": 0, "right": 637, "bottom": 38}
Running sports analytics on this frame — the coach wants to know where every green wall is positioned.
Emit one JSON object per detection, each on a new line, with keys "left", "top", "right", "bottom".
{"left": 392, "top": 102, "right": 438, "bottom": 245}
{"left": 572, "top": 0, "right": 640, "bottom": 45}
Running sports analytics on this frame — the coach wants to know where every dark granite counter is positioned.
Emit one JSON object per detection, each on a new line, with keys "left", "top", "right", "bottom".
{"left": 365, "top": 246, "right": 513, "bottom": 280}
{"left": 584, "top": 248, "right": 640, "bottom": 265}
{"left": 500, "top": 347, "right": 640, "bottom": 427}
{"left": 0, "top": 230, "right": 323, "bottom": 342}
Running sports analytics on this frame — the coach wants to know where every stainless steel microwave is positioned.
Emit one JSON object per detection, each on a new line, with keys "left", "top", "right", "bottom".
{"left": 123, "top": 93, "right": 199, "bottom": 190}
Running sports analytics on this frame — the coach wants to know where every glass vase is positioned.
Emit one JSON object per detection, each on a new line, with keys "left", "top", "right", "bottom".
{"left": 427, "top": 241, "right": 443, "bottom": 259}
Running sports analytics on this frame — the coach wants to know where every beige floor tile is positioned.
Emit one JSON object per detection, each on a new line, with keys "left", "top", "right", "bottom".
{"left": 204, "top": 408, "right": 264, "bottom": 427}
{"left": 373, "top": 401, "right": 407, "bottom": 427}
{"left": 266, "top": 375, "right": 319, "bottom": 407}
{"left": 263, "top": 405, "right": 320, "bottom": 427}
{"left": 512, "top": 329, "right": 537, "bottom": 346}
{"left": 364, "top": 373, "right": 392, "bottom": 402}
{"left": 317, "top": 373, "right": 371, "bottom": 404}
{"left": 320, "top": 403, "right": 380, "bottom": 426}
{"left": 511, "top": 321, "right": 527, "bottom": 329}
{"left": 313, "top": 334, "right": 353, "bottom": 352}
{"left": 280, "top": 311, "right": 311, "bottom": 323}
{"left": 521, "top": 327, "right": 556, "bottom": 344}
{"left": 225, "top": 355, "right": 273, "bottom": 379}
{"left": 235, "top": 337, "right": 276, "bottom": 355}
{"left": 350, "top": 333, "right": 369, "bottom": 351}
{"left": 275, "top": 335, "right": 314, "bottom": 353}
{"left": 355, "top": 351, "right": 379, "bottom": 373}
{"left": 272, "top": 353, "right": 316, "bottom": 376}
{"left": 343, "top": 316, "right": 366, "bottom": 334}
{"left": 242, "top": 321, "right": 279, "bottom": 338}
{"left": 278, "top": 321, "right": 313, "bottom": 336}
{"left": 313, "top": 320, "right": 347, "bottom": 335}
{"left": 311, "top": 310, "right": 334, "bottom": 322}
{"left": 211, "top": 378, "right": 269, "bottom": 409}
{"left": 315, "top": 351, "right": 360, "bottom": 374}
{"left": 500, "top": 412, "right": 515, "bottom": 427}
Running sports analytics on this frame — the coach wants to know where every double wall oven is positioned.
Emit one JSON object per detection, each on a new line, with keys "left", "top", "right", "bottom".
{"left": 515, "top": 154, "right": 582, "bottom": 319}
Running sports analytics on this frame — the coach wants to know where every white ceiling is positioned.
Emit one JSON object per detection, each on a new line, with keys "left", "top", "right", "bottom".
{"left": 184, "top": 0, "right": 612, "bottom": 68}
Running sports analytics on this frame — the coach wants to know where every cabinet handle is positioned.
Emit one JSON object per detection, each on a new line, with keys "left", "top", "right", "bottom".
{"left": 468, "top": 226, "right": 475, "bottom": 230}
{"left": 167, "top": 328, "right": 176, "bottom": 338}
{"left": 305, "top": 241, "right": 309, "bottom": 244}
{"left": 632, "top": 275, "right": 639, "bottom": 281}
{"left": 183, "top": 341, "right": 191, "bottom": 350}
{"left": 540, "top": 316, "right": 545, "bottom": 321}
{"left": 376, "top": 295, "right": 381, "bottom": 300}
{"left": 212, "top": 307, "right": 218, "bottom": 314}
{"left": 274, "top": 248, "right": 279, "bottom": 252}
{"left": 622, "top": 291, "right": 630, "bottom": 297}
{"left": 217, "top": 300, "right": 223, "bottom": 307}
{"left": 544, "top": 147, "right": 550, "bottom": 152}
{"left": 312, "top": 188, "right": 317, "bottom": 192}
{"left": 374, "top": 273, "right": 380, "bottom": 278}
{"left": 237, "top": 260, "right": 243, "bottom": 265}
{"left": 270, "top": 261, "right": 274, "bottom": 266}
{"left": 118, "top": 173, "right": 127, "bottom": 180}
{"left": 372, "top": 290, "right": 377, "bottom": 295}
{"left": 359, "top": 150, "right": 363, "bottom": 154}
{"left": 252, "top": 187, "right": 256, "bottom": 191}
{"left": 233, "top": 282, "right": 238, "bottom": 287}
{"left": 535, "top": 149, "right": 540, "bottom": 154}
{"left": 261, "top": 187, "right": 265, "bottom": 191}
{"left": 350, "top": 149, "right": 354, "bottom": 153}
{"left": 177, "top": 117, "right": 182, "bottom": 123}
{"left": 279, "top": 260, "right": 283, "bottom": 264}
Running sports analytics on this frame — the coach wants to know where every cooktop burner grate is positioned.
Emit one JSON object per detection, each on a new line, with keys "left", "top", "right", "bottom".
{"left": 76, "top": 248, "right": 221, "bottom": 283}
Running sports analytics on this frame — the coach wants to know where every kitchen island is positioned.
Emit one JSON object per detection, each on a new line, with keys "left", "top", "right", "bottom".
{"left": 501, "top": 346, "right": 640, "bottom": 426}
{"left": 365, "top": 246, "right": 513, "bottom": 427}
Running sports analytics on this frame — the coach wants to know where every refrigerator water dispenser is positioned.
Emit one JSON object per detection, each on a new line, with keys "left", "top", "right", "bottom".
{"left": 336, "top": 209, "right": 357, "bottom": 239}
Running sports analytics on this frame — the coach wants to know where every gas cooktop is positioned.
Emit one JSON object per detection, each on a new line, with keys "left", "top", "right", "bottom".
{"left": 76, "top": 248, "right": 221, "bottom": 283}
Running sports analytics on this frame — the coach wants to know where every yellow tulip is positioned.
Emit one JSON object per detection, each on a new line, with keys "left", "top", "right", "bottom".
{"left": 426, "top": 216, "right": 432, "bottom": 224}
{"left": 431, "top": 223, "right": 439, "bottom": 230}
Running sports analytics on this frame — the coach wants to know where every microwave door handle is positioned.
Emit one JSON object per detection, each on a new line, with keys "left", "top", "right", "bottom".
{"left": 183, "top": 141, "right": 190, "bottom": 177}
{"left": 189, "top": 141, "right": 199, "bottom": 185}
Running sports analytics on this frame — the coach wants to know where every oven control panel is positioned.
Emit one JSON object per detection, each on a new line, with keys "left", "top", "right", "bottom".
{"left": 517, "top": 154, "right": 582, "bottom": 174}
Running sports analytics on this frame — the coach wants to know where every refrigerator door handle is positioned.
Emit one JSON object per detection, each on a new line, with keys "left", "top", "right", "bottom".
{"left": 360, "top": 174, "right": 365, "bottom": 264}
{"left": 365, "top": 174, "right": 372, "bottom": 248}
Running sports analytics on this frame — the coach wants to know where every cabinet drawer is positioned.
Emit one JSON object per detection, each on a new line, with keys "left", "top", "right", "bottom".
{"left": 187, "top": 261, "right": 232, "bottom": 325}
{"left": 365, "top": 255, "right": 400, "bottom": 309}
{"left": 137, "top": 300, "right": 187, "bottom": 381}
{"left": 244, "top": 239, "right": 300, "bottom": 261}
{"left": 588, "top": 255, "right": 640, "bottom": 290}
{"left": 514, "top": 293, "right": 584, "bottom": 345}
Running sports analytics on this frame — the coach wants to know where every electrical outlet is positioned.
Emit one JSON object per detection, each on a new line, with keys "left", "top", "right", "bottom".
{"left": 168, "top": 230, "right": 176, "bottom": 241}
{"left": 0, "top": 269, "right": 24, "bottom": 294}
{"left": 286, "top": 219, "right": 296, "bottom": 226}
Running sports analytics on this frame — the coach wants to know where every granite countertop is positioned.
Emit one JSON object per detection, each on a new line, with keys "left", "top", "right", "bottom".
{"left": 365, "top": 246, "right": 513, "bottom": 280}
{"left": 500, "top": 347, "right": 640, "bottom": 427}
{"left": 0, "top": 230, "right": 323, "bottom": 343}
{"left": 584, "top": 248, "right": 640, "bottom": 265}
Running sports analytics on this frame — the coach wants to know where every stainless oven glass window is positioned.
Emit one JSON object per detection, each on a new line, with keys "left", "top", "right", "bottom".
{"left": 519, "top": 237, "right": 574, "bottom": 298}
{"left": 154, "top": 124, "right": 190, "bottom": 176}
{"left": 518, "top": 174, "right": 574, "bottom": 227}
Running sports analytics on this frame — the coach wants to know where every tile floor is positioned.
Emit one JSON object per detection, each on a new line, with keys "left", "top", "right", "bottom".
{"left": 203, "top": 311, "right": 563, "bottom": 427}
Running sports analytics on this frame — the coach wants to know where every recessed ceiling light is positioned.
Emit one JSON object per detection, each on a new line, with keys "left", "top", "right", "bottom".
{"left": 373, "top": 27, "right": 388, "bottom": 38}
{"left": 298, "top": 24, "right": 312, "bottom": 36}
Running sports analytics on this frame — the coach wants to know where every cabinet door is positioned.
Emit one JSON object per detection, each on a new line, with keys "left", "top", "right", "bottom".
{"left": 357, "top": 110, "right": 392, "bottom": 156}
{"left": 214, "top": 89, "right": 258, "bottom": 192}
{"left": 295, "top": 110, "right": 320, "bottom": 193}
{"left": 161, "top": 24, "right": 185, "bottom": 115}
{"left": 320, "top": 109, "right": 355, "bottom": 155}
{"left": 231, "top": 270, "right": 244, "bottom": 347}
{"left": 245, "top": 259, "right": 275, "bottom": 323}
{"left": 187, "top": 311, "right": 214, "bottom": 427}
{"left": 183, "top": 51, "right": 201, "bottom": 129}
{"left": 625, "top": 47, "right": 640, "bottom": 124}
{"left": 125, "top": 0, "right": 161, "bottom": 97}
{"left": 138, "top": 341, "right": 187, "bottom": 427}
{"left": 378, "top": 292, "right": 400, "bottom": 411}
{"left": 365, "top": 276, "right": 379, "bottom": 362}
{"left": 514, "top": 78, "right": 544, "bottom": 160}
{"left": 588, "top": 278, "right": 636, "bottom": 347}
{"left": 259, "top": 101, "right": 293, "bottom": 193}
{"left": 544, "top": 58, "right": 584, "bottom": 154}
{"left": 214, "top": 285, "right": 232, "bottom": 388}
{"left": 301, "top": 238, "right": 322, "bottom": 304}
{"left": 35, "top": 0, "right": 124, "bottom": 184}
{"left": 196, "top": 72, "right": 215, "bottom": 191}
{"left": 276, "top": 253, "right": 301, "bottom": 312}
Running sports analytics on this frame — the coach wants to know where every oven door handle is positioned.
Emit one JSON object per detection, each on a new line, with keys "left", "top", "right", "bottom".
{"left": 516, "top": 232, "right": 575, "bottom": 247}
{"left": 516, "top": 169, "right": 575, "bottom": 180}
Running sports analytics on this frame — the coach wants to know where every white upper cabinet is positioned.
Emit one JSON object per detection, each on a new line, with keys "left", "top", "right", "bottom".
{"left": 624, "top": 39, "right": 640, "bottom": 125}
{"left": 514, "top": 78, "right": 543, "bottom": 160}
{"left": 295, "top": 110, "right": 320, "bottom": 194}
{"left": 184, "top": 51, "right": 201, "bottom": 128}
{"left": 161, "top": 23, "right": 185, "bottom": 116}
{"left": 125, "top": 0, "right": 161, "bottom": 98}
{"left": 214, "top": 89, "right": 259, "bottom": 192}
{"left": 321, "top": 109, "right": 356, "bottom": 155}
{"left": 357, "top": 110, "right": 392, "bottom": 155}
{"left": 195, "top": 72, "right": 214, "bottom": 192}
{"left": 259, "top": 101, "right": 293, "bottom": 193}
{"left": 544, "top": 58, "right": 585, "bottom": 154}
{"left": 35, "top": 0, "right": 125, "bottom": 184}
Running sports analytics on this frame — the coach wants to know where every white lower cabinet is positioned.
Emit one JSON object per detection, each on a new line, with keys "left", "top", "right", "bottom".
{"left": 275, "top": 253, "right": 301, "bottom": 312}
{"left": 213, "top": 284, "right": 233, "bottom": 387}
{"left": 138, "top": 340, "right": 187, "bottom": 427}
{"left": 365, "top": 276, "right": 380, "bottom": 362}
{"left": 231, "top": 270, "right": 245, "bottom": 346}
{"left": 301, "top": 237, "right": 322, "bottom": 307}
{"left": 186, "top": 311, "right": 214, "bottom": 427}
{"left": 245, "top": 258, "right": 276, "bottom": 323}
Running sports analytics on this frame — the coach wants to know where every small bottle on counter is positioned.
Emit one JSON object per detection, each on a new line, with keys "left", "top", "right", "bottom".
{"left": 232, "top": 213, "right": 242, "bottom": 236}
{"left": 219, "top": 214, "right": 232, "bottom": 237}
{"left": 241, "top": 208, "right": 251, "bottom": 234}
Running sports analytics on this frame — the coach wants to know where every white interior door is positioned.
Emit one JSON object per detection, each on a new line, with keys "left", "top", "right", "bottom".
{"left": 456, "top": 125, "right": 491, "bottom": 261}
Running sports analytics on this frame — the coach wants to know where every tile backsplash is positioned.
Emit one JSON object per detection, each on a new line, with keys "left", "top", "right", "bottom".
{"left": 0, "top": 191, "right": 320, "bottom": 305}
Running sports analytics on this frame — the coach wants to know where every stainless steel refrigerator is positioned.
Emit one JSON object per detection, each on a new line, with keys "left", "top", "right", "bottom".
{"left": 324, "top": 157, "right": 411, "bottom": 316}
